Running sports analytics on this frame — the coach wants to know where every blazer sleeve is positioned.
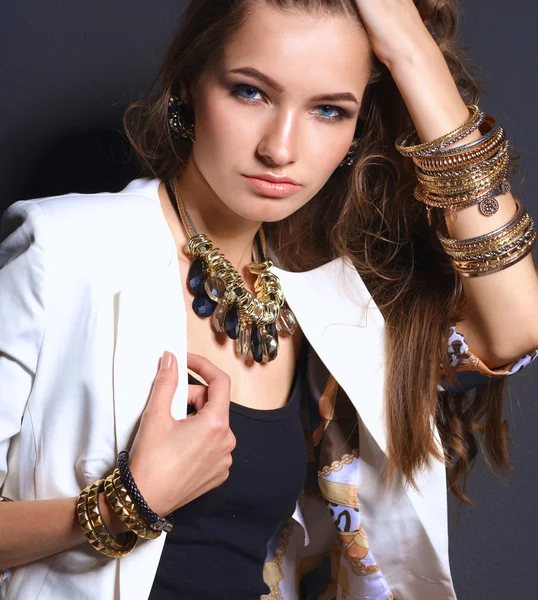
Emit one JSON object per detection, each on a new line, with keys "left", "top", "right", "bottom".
{"left": 0, "top": 200, "right": 46, "bottom": 490}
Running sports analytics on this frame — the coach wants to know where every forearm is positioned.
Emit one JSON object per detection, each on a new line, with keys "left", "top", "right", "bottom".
{"left": 389, "top": 40, "right": 538, "bottom": 364}
{"left": 0, "top": 493, "right": 128, "bottom": 570}
{"left": 0, "top": 497, "right": 84, "bottom": 569}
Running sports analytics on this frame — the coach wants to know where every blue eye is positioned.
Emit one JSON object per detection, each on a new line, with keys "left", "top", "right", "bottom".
{"left": 232, "top": 84, "right": 263, "bottom": 101}
{"left": 316, "top": 105, "right": 343, "bottom": 120}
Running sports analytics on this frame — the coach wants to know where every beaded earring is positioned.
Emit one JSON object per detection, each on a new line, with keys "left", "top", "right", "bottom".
{"left": 339, "top": 118, "right": 365, "bottom": 168}
{"left": 168, "top": 95, "right": 196, "bottom": 142}
{"left": 339, "top": 137, "right": 360, "bottom": 168}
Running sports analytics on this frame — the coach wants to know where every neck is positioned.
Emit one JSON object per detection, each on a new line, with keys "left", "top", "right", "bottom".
{"left": 168, "top": 156, "right": 263, "bottom": 284}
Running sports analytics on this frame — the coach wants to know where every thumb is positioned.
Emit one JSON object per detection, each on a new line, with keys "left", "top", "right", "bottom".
{"left": 146, "top": 351, "right": 178, "bottom": 416}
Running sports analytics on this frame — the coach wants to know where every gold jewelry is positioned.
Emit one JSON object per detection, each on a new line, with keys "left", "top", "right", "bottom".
{"left": 396, "top": 104, "right": 484, "bottom": 157}
{"left": 436, "top": 198, "right": 536, "bottom": 277}
{"left": 103, "top": 470, "right": 161, "bottom": 540}
{"left": 169, "top": 177, "right": 298, "bottom": 363}
{"left": 77, "top": 480, "right": 138, "bottom": 558}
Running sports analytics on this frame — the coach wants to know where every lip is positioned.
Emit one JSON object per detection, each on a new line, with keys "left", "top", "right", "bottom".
{"left": 242, "top": 174, "right": 302, "bottom": 198}
{"left": 246, "top": 173, "right": 300, "bottom": 185}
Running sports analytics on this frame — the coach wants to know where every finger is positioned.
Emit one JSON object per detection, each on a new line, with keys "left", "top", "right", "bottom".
{"left": 145, "top": 351, "right": 178, "bottom": 417}
{"left": 187, "top": 384, "right": 208, "bottom": 413}
{"left": 186, "top": 353, "right": 231, "bottom": 415}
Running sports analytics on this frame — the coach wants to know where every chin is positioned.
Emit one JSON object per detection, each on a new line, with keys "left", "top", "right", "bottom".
{"left": 233, "top": 195, "right": 306, "bottom": 224}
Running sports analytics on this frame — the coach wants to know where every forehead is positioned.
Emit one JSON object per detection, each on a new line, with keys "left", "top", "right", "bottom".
{"left": 220, "top": 2, "right": 372, "bottom": 94}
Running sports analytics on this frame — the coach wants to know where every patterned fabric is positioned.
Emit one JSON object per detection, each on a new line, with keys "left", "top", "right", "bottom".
{"left": 261, "top": 328, "right": 536, "bottom": 599}
{"left": 439, "top": 324, "right": 538, "bottom": 392}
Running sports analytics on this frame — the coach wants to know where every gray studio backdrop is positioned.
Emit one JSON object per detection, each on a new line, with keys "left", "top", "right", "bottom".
{"left": 1, "top": 1, "right": 537, "bottom": 598}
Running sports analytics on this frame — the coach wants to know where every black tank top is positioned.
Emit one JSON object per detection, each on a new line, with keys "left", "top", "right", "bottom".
{"left": 148, "top": 340, "right": 308, "bottom": 599}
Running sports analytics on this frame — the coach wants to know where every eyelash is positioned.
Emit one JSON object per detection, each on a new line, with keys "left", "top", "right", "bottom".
{"left": 230, "top": 83, "right": 350, "bottom": 122}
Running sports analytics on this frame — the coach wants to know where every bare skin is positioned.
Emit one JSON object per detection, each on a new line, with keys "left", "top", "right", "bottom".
{"left": 0, "top": 2, "right": 372, "bottom": 571}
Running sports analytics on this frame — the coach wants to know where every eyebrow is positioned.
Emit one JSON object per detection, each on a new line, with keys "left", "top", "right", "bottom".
{"left": 228, "top": 67, "right": 359, "bottom": 104}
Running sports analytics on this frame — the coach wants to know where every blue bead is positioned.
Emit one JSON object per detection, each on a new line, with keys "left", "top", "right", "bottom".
{"left": 192, "top": 293, "right": 217, "bottom": 318}
{"left": 188, "top": 256, "right": 206, "bottom": 295}
{"left": 224, "top": 304, "right": 240, "bottom": 340}
{"left": 251, "top": 322, "right": 264, "bottom": 363}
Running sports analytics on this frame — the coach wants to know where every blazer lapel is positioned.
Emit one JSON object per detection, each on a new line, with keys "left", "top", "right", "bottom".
{"left": 273, "top": 257, "right": 456, "bottom": 597}
{"left": 112, "top": 249, "right": 189, "bottom": 600}
{"left": 272, "top": 257, "right": 388, "bottom": 456}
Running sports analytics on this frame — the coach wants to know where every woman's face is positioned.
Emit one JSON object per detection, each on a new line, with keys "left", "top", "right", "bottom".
{"left": 189, "top": 2, "right": 373, "bottom": 223}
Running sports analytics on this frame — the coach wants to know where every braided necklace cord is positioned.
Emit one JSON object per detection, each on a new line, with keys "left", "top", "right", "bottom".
{"left": 166, "top": 178, "right": 297, "bottom": 363}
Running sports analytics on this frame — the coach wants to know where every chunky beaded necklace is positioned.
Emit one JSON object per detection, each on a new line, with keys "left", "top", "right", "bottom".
{"left": 166, "top": 178, "right": 298, "bottom": 363}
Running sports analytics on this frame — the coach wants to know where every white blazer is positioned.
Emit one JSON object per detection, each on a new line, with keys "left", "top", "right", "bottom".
{"left": 0, "top": 178, "right": 457, "bottom": 599}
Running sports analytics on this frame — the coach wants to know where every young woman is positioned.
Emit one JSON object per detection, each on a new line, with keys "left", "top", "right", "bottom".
{"left": 1, "top": 0, "right": 537, "bottom": 598}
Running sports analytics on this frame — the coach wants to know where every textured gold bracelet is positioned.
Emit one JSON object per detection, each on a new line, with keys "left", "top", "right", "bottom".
{"left": 396, "top": 104, "right": 484, "bottom": 157}
{"left": 417, "top": 153, "right": 511, "bottom": 196}
{"left": 76, "top": 480, "right": 138, "bottom": 558}
{"left": 417, "top": 142, "right": 510, "bottom": 184}
{"left": 437, "top": 198, "right": 525, "bottom": 249}
{"left": 103, "top": 470, "right": 161, "bottom": 540}
{"left": 443, "top": 216, "right": 532, "bottom": 259}
{"left": 86, "top": 479, "right": 138, "bottom": 552}
{"left": 413, "top": 121, "right": 505, "bottom": 172}
{"left": 451, "top": 230, "right": 536, "bottom": 277}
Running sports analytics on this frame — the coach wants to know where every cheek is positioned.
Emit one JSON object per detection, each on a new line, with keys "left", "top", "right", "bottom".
{"left": 194, "top": 92, "right": 257, "bottom": 161}
{"left": 305, "top": 132, "right": 353, "bottom": 187}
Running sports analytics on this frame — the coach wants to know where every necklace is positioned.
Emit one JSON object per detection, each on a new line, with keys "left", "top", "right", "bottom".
{"left": 167, "top": 178, "right": 298, "bottom": 363}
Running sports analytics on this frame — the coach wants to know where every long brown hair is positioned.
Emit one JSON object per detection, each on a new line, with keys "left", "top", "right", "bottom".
{"left": 123, "top": 0, "right": 513, "bottom": 504}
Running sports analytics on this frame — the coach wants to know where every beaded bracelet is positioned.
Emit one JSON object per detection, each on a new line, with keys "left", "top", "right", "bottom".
{"left": 117, "top": 450, "right": 174, "bottom": 533}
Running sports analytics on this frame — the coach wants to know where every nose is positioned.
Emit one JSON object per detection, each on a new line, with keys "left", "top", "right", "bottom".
{"left": 256, "top": 110, "right": 299, "bottom": 167}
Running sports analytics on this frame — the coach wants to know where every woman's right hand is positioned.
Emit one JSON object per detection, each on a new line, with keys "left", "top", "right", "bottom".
{"left": 127, "top": 351, "right": 236, "bottom": 517}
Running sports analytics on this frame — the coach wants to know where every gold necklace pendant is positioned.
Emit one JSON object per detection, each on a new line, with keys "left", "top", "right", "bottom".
{"left": 169, "top": 178, "right": 297, "bottom": 363}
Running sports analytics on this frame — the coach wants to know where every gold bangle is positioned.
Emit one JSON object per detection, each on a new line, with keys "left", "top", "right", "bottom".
{"left": 414, "top": 171, "right": 510, "bottom": 211}
{"left": 76, "top": 481, "right": 137, "bottom": 558}
{"left": 437, "top": 198, "right": 525, "bottom": 249}
{"left": 396, "top": 104, "right": 483, "bottom": 157}
{"left": 451, "top": 231, "right": 536, "bottom": 277}
{"left": 413, "top": 125, "right": 506, "bottom": 172}
{"left": 86, "top": 479, "right": 138, "bottom": 552}
{"left": 103, "top": 471, "right": 161, "bottom": 540}
{"left": 442, "top": 215, "right": 532, "bottom": 258}
{"left": 418, "top": 154, "right": 511, "bottom": 196}
{"left": 417, "top": 144, "right": 510, "bottom": 185}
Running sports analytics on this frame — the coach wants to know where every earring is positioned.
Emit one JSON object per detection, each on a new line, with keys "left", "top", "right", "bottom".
{"left": 168, "top": 95, "right": 196, "bottom": 142}
{"left": 339, "top": 136, "right": 360, "bottom": 168}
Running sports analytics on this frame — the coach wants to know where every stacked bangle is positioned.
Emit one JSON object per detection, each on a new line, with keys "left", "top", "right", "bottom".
{"left": 396, "top": 105, "right": 514, "bottom": 223}
{"left": 76, "top": 479, "right": 138, "bottom": 558}
{"left": 103, "top": 469, "right": 162, "bottom": 540}
{"left": 76, "top": 450, "right": 175, "bottom": 558}
{"left": 395, "top": 103, "right": 535, "bottom": 278}
{"left": 437, "top": 198, "right": 536, "bottom": 277}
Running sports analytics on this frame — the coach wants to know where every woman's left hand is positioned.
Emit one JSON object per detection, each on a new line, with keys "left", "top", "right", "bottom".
{"left": 352, "top": 0, "right": 438, "bottom": 69}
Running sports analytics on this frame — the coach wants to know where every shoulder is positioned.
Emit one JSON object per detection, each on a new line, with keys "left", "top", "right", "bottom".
{"left": 7, "top": 177, "right": 162, "bottom": 234}
{"left": 1, "top": 178, "right": 172, "bottom": 282}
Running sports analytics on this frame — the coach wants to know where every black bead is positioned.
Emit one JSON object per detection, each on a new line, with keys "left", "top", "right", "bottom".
{"left": 251, "top": 322, "right": 264, "bottom": 363}
{"left": 192, "top": 293, "right": 217, "bottom": 318}
{"left": 224, "top": 304, "right": 240, "bottom": 340}
{"left": 265, "top": 335, "right": 278, "bottom": 362}
{"left": 188, "top": 256, "right": 206, "bottom": 295}
{"left": 266, "top": 321, "right": 278, "bottom": 344}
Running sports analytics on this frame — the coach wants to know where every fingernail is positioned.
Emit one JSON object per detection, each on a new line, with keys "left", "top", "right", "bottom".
{"left": 161, "top": 351, "right": 173, "bottom": 370}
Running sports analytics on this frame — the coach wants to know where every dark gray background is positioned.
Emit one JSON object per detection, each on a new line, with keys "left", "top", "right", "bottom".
{"left": 1, "top": 1, "right": 536, "bottom": 597}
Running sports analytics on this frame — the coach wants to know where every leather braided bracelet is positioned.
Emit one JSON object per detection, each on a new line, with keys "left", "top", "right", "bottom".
{"left": 117, "top": 450, "right": 174, "bottom": 532}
